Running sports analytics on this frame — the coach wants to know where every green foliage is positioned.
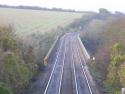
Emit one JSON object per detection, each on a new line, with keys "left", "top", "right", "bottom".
{"left": 112, "top": 55, "right": 125, "bottom": 66}
{"left": 110, "top": 43, "right": 125, "bottom": 66}
{"left": 104, "top": 43, "right": 125, "bottom": 93}
{"left": 2, "top": 36, "right": 17, "bottom": 51}
{"left": 0, "top": 26, "right": 17, "bottom": 51}
{"left": 118, "top": 64, "right": 125, "bottom": 87}
{"left": 0, "top": 25, "right": 34, "bottom": 93}
{"left": 104, "top": 82, "right": 121, "bottom": 94}
{"left": 1, "top": 52, "right": 33, "bottom": 90}
{"left": 0, "top": 82, "right": 12, "bottom": 94}
{"left": 104, "top": 65, "right": 118, "bottom": 87}
{"left": 111, "top": 43, "right": 125, "bottom": 58}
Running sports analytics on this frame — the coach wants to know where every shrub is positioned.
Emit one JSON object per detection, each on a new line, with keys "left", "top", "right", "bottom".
{"left": 0, "top": 82, "right": 12, "bottom": 94}
{"left": 1, "top": 52, "right": 33, "bottom": 92}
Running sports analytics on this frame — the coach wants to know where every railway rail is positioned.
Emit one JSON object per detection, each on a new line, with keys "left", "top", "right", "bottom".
{"left": 43, "top": 33, "right": 94, "bottom": 94}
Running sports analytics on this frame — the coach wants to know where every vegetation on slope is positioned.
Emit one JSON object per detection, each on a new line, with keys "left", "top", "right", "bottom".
{"left": 104, "top": 43, "right": 125, "bottom": 93}
{"left": 81, "top": 16, "right": 125, "bottom": 93}
{"left": 0, "top": 25, "right": 34, "bottom": 94}
{"left": 0, "top": 24, "right": 59, "bottom": 94}
{"left": 100, "top": 18, "right": 125, "bottom": 93}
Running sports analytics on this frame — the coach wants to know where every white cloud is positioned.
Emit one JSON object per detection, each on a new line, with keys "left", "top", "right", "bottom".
{"left": 0, "top": 0, "right": 125, "bottom": 12}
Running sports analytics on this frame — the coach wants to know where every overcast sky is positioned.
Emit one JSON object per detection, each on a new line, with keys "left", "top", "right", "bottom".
{"left": 0, "top": 0, "right": 125, "bottom": 12}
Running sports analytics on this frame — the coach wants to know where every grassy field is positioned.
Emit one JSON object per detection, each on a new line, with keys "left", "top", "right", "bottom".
{"left": 0, "top": 8, "right": 85, "bottom": 36}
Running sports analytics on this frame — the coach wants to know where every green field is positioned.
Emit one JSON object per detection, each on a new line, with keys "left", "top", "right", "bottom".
{"left": 0, "top": 8, "right": 85, "bottom": 36}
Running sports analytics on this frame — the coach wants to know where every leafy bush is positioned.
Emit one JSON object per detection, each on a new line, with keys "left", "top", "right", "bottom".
{"left": 0, "top": 25, "right": 17, "bottom": 51}
{"left": 2, "top": 36, "right": 17, "bottom": 51}
{"left": 0, "top": 25, "right": 34, "bottom": 93}
{"left": 0, "top": 82, "right": 12, "bottom": 94}
{"left": 1, "top": 52, "right": 33, "bottom": 89}
{"left": 104, "top": 43, "right": 125, "bottom": 93}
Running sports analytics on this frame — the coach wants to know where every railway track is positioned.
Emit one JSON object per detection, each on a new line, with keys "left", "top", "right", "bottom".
{"left": 60, "top": 36, "right": 76, "bottom": 94}
{"left": 43, "top": 33, "right": 94, "bottom": 94}
{"left": 70, "top": 35, "right": 93, "bottom": 94}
